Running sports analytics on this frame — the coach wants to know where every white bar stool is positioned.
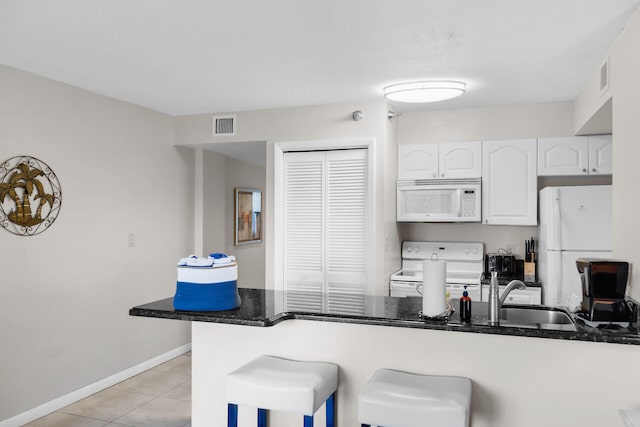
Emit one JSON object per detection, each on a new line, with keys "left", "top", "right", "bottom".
{"left": 358, "top": 369, "right": 471, "bottom": 427}
{"left": 226, "top": 355, "right": 338, "bottom": 427}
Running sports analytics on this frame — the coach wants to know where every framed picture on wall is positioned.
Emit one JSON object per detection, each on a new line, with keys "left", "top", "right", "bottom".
{"left": 235, "top": 188, "right": 262, "bottom": 245}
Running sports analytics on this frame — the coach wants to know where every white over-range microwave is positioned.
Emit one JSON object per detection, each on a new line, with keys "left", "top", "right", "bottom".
{"left": 396, "top": 178, "right": 481, "bottom": 222}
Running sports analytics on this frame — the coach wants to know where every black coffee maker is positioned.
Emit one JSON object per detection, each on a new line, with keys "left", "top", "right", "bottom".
{"left": 576, "top": 258, "right": 630, "bottom": 322}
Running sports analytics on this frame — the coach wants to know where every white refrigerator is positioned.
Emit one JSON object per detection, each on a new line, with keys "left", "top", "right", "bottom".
{"left": 538, "top": 185, "right": 612, "bottom": 307}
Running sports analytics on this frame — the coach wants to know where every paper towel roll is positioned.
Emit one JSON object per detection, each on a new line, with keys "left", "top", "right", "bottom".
{"left": 422, "top": 260, "right": 447, "bottom": 317}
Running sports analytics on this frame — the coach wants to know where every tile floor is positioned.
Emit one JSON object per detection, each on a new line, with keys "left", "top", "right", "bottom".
{"left": 23, "top": 352, "right": 192, "bottom": 427}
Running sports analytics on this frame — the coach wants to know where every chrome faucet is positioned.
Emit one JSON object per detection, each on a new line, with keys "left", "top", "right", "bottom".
{"left": 487, "top": 271, "right": 527, "bottom": 326}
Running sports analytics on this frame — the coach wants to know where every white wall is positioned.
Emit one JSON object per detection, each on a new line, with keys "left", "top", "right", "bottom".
{"left": 384, "top": 104, "right": 401, "bottom": 286}
{"left": 573, "top": 6, "right": 640, "bottom": 301}
{"left": 398, "top": 101, "right": 575, "bottom": 144}
{"left": 574, "top": 59, "right": 611, "bottom": 135}
{"left": 608, "top": 7, "right": 640, "bottom": 301}
{"left": 201, "top": 151, "right": 266, "bottom": 287}
{"left": 203, "top": 150, "right": 227, "bottom": 254}
{"left": 175, "top": 100, "right": 400, "bottom": 294}
{"left": 0, "top": 66, "right": 192, "bottom": 422}
{"left": 225, "top": 156, "right": 266, "bottom": 288}
{"left": 193, "top": 320, "right": 640, "bottom": 427}
{"left": 396, "top": 101, "right": 581, "bottom": 255}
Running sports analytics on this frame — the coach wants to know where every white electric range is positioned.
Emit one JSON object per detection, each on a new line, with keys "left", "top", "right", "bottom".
{"left": 390, "top": 241, "right": 484, "bottom": 301}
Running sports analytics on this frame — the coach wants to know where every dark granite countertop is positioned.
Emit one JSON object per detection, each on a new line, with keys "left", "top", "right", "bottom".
{"left": 129, "top": 288, "right": 640, "bottom": 345}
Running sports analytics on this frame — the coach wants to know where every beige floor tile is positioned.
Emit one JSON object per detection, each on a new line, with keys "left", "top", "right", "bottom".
{"left": 161, "top": 380, "right": 191, "bottom": 401}
{"left": 60, "top": 388, "right": 154, "bottom": 422}
{"left": 23, "top": 353, "right": 193, "bottom": 427}
{"left": 112, "top": 370, "right": 190, "bottom": 397}
{"left": 23, "top": 412, "right": 108, "bottom": 427}
{"left": 112, "top": 397, "right": 190, "bottom": 427}
{"left": 153, "top": 355, "right": 191, "bottom": 376}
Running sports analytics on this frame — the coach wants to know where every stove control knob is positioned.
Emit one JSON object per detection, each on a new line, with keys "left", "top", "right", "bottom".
{"left": 464, "top": 247, "right": 470, "bottom": 254}
{"left": 414, "top": 246, "right": 421, "bottom": 253}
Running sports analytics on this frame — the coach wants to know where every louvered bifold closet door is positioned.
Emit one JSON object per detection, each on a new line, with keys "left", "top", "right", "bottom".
{"left": 283, "top": 152, "right": 325, "bottom": 312}
{"left": 325, "top": 149, "right": 367, "bottom": 315}
{"left": 283, "top": 149, "right": 368, "bottom": 314}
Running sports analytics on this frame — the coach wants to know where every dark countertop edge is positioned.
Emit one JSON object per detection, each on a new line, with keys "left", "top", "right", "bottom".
{"left": 128, "top": 307, "right": 292, "bottom": 327}
{"left": 129, "top": 303, "right": 640, "bottom": 346}
{"left": 285, "top": 313, "right": 640, "bottom": 345}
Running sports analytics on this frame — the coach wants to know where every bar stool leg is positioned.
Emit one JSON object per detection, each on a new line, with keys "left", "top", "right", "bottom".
{"left": 303, "top": 415, "right": 313, "bottom": 427}
{"left": 326, "top": 392, "right": 335, "bottom": 427}
{"left": 258, "top": 408, "right": 267, "bottom": 427}
{"left": 227, "top": 404, "right": 238, "bottom": 427}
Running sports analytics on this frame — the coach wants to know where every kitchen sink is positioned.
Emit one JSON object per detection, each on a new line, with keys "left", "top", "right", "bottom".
{"left": 499, "top": 305, "right": 577, "bottom": 331}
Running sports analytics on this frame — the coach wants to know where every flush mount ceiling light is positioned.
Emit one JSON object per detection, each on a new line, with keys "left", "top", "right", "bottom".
{"left": 384, "top": 80, "right": 466, "bottom": 103}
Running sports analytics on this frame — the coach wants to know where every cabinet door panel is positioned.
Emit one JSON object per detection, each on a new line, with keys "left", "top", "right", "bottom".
{"left": 397, "top": 144, "right": 438, "bottom": 179}
{"left": 588, "top": 135, "right": 612, "bottom": 175}
{"left": 482, "top": 139, "right": 537, "bottom": 225}
{"left": 537, "top": 137, "right": 588, "bottom": 176}
{"left": 439, "top": 141, "right": 482, "bottom": 179}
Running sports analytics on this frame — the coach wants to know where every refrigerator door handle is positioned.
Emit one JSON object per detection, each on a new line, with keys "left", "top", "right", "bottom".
{"left": 546, "top": 250, "right": 563, "bottom": 306}
{"left": 551, "top": 188, "right": 562, "bottom": 250}
{"left": 553, "top": 252, "right": 563, "bottom": 306}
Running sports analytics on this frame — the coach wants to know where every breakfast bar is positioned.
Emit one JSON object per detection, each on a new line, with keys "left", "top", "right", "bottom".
{"left": 130, "top": 289, "right": 640, "bottom": 427}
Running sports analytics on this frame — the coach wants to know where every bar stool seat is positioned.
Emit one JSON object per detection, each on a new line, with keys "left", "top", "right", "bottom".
{"left": 226, "top": 355, "right": 338, "bottom": 427}
{"left": 358, "top": 369, "right": 471, "bottom": 427}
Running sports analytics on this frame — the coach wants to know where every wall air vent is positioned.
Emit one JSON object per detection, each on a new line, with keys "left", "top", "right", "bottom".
{"left": 600, "top": 58, "right": 609, "bottom": 94}
{"left": 212, "top": 115, "right": 236, "bottom": 137}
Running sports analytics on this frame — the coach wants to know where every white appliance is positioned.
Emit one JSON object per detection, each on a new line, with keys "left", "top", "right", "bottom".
{"left": 396, "top": 178, "right": 481, "bottom": 222}
{"left": 538, "top": 185, "right": 612, "bottom": 307}
{"left": 390, "top": 241, "right": 484, "bottom": 300}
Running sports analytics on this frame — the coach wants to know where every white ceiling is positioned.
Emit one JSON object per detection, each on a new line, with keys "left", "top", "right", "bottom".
{"left": 1, "top": 0, "right": 638, "bottom": 117}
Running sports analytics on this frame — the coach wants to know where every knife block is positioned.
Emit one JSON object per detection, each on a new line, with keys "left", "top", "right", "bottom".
{"left": 524, "top": 262, "right": 536, "bottom": 282}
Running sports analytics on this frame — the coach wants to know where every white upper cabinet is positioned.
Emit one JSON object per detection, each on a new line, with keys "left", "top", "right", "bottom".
{"left": 482, "top": 139, "right": 538, "bottom": 225}
{"left": 398, "top": 141, "right": 481, "bottom": 180}
{"left": 588, "top": 135, "right": 613, "bottom": 175}
{"left": 397, "top": 144, "right": 438, "bottom": 179}
{"left": 439, "top": 141, "right": 482, "bottom": 179}
{"left": 537, "top": 136, "right": 588, "bottom": 176}
{"left": 537, "top": 135, "right": 612, "bottom": 176}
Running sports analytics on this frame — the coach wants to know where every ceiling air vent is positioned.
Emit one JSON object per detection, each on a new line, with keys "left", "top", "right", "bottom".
{"left": 212, "top": 115, "right": 236, "bottom": 137}
{"left": 600, "top": 58, "right": 609, "bottom": 93}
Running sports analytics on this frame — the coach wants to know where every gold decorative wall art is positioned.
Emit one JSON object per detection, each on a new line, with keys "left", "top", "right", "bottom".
{"left": 235, "top": 188, "right": 262, "bottom": 245}
{"left": 0, "top": 156, "right": 62, "bottom": 236}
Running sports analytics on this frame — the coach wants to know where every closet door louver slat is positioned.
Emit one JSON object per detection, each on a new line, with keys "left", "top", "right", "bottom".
{"left": 283, "top": 149, "right": 368, "bottom": 314}
{"left": 284, "top": 153, "right": 324, "bottom": 312}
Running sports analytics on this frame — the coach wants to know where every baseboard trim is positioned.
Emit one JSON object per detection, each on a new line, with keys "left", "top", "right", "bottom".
{"left": 0, "top": 343, "right": 192, "bottom": 427}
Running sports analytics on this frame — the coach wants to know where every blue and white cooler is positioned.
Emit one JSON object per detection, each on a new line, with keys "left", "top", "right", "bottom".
{"left": 173, "top": 257, "right": 240, "bottom": 311}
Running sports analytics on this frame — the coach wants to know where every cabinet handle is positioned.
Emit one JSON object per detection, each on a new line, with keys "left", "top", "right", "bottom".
{"left": 441, "top": 173, "right": 445, "bottom": 177}
{"left": 592, "top": 168, "right": 597, "bottom": 172}
{"left": 433, "top": 173, "right": 437, "bottom": 178}
{"left": 582, "top": 168, "right": 588, "bottom": 173}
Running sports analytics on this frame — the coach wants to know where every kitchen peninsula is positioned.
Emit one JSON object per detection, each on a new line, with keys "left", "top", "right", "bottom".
{"left": 130, "top": 289, "right": 640, "bottom": 427}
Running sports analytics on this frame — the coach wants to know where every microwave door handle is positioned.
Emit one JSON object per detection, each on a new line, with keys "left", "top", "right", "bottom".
{"left": 456, "top": 189, "right": 462, "bottom": 217}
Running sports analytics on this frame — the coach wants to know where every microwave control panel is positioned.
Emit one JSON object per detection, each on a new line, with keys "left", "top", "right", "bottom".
{"left": 461, "top": 189, "right": 477, "bottom": 217}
